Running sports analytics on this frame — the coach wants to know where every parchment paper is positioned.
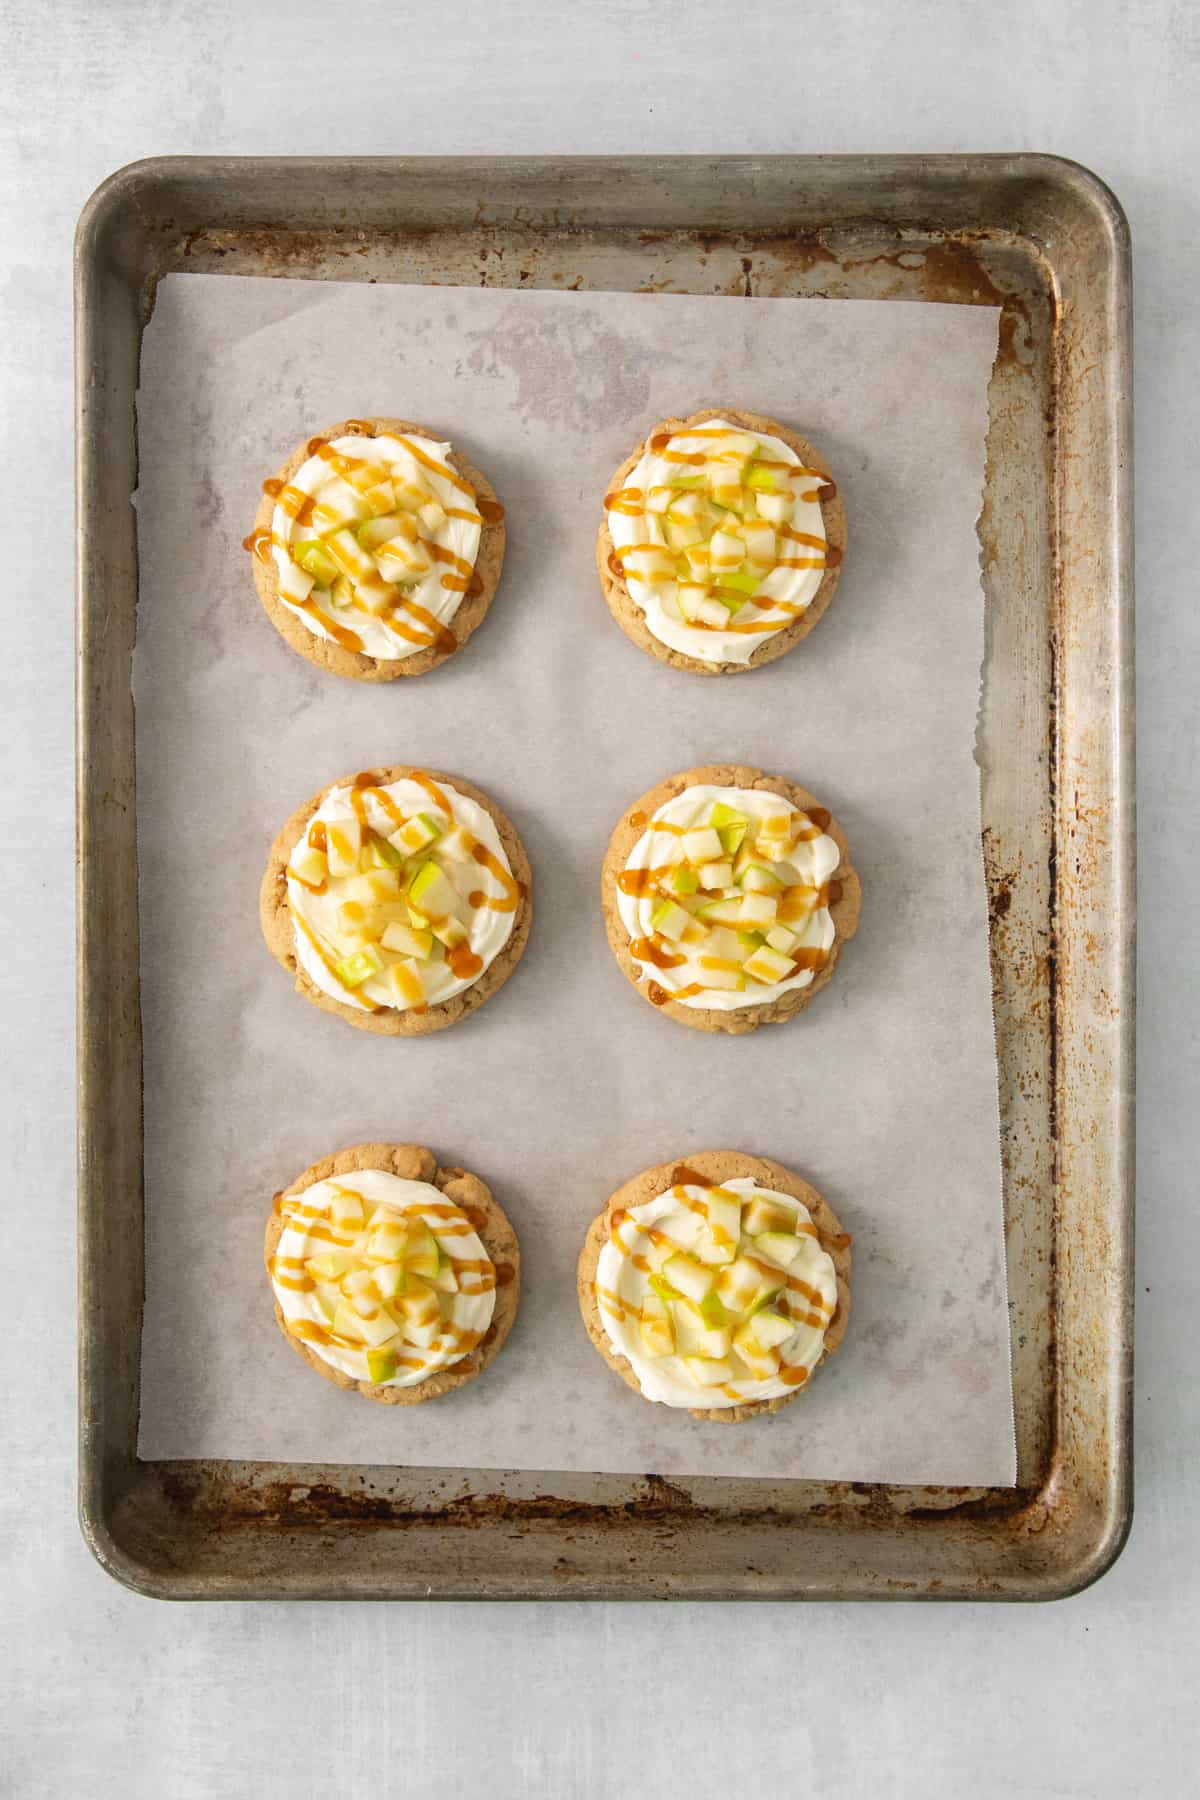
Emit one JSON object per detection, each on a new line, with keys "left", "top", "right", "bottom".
{"left": 134, "top": 274, "right": 1014, "bottom": 1484}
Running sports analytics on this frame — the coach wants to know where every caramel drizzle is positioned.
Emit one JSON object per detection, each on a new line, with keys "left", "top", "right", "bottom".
{"left": 624, "top": 804, "right": 835, "bottom": 999}
{"left": 606, "top": 1192, "right": 831, "bottom": 1394}
{"left": 470, "top": 840, "right": 520, "bottom": 913}
{"left": 411, "top": 772, "right": 453, "bottom": 816}
{"left": 350, "top": 777, "right": 407, "bottom": 831}
{"left": 292, "top": 596, "right": 365, "bottom": 655}
{"left": 287, "top": 902, "right": 381, "bottom": 1012}
{"left": 393, "top": 435, "right": 476, "bottom": 499}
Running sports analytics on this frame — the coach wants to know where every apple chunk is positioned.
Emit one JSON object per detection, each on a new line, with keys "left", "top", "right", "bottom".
{"left": 661, "top": 1253, "right": 716, "bottom": 1305}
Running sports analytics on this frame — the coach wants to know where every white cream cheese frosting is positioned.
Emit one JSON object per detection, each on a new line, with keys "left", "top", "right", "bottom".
{"left": 270, "top": 1169, "right": 496, "bottom": 1387}
{"left": 615, "top": 784, "right": 840, "bottom": 1013}
{"left": 267, "top": 430, "right": 484, "bottom": 661}
{"left": 605, "top": 418, "right": 836, "bottom": 665}
{"left": 595, "top": 1175, "right": 838, "bottom": 1409}
{"left": 286, "top": 772, "right": 520, "bottom": 1015}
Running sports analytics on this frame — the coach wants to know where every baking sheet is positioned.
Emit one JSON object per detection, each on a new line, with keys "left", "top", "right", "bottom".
{"left": 133, "top": 274, "right": 1013, "bottom": 1484}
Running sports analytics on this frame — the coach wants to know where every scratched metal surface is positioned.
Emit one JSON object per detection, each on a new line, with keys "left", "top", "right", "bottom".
{"left": 76, "top": 154, "right": 1132, "bottom": 1599}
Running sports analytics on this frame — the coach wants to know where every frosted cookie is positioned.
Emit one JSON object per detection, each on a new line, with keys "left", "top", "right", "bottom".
{"left": 601, "top": 764, "right": 860, "bottom": 1034}
{"left": 577, "top": 1151, "right": 850, "bottom": 1420}
{"left": 596, "top": 408, "right": 845, "bottom": 674}
{"left": 245, "top": 416, "right": 505, "bottom": 680}
{"left": 266, "top": 1142, "right": 520, "bottom": 1404}
{"left": 260, "top": 765, "right": 532, "bottom": 1035}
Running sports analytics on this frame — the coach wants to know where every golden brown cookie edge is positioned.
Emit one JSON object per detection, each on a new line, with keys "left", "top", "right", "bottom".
{"left": 600, "top": 764, "right": 861, "bottom": 1035}
{"left": 576, "top": 1149, "right": 851, "bottom": 1422}
{"left": 595, "top": 408, "right": 846, "bottom": 676}
{"left": 260, "top": 765, "right": 533, "bottom": 1036}
{"left": 264, "top": 1141, "right": 521, "bottom": 1405}
{"left": 249, "top": 417, "right": 506, "bottom": 682}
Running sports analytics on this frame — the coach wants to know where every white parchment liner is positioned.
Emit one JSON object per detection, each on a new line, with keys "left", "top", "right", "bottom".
{"left": 134, "top": 275, "right": 1013, "bottom": 1484}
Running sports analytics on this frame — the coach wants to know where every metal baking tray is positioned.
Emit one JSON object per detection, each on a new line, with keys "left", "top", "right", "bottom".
{"left": 76, "top": 154, "right": 1133, "bottom": 1600}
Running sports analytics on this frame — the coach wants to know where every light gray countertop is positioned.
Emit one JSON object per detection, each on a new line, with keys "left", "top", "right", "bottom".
{"left": 2, "top": 1, "right": 1195, "bottom": 1793}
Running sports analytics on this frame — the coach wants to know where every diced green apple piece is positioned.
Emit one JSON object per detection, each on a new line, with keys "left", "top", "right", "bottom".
{"left": 376, "top": 534, "right": 432, "bottom": 581}
{"left": 719, "top": 569, "right": 762, "bottom": 596}
{"left": 365, "top": 1219, "right": 409, "bottom": 1262}
{"left": 356, "top": 513, "right": 408, "bottom": 550}
{"left": 694, "top": 961, "right": 746, "bottom": 991}
{"left": 722, "top": 433, "right": 759, "bottom": 460}
{"left": 743, "top": 944, "right": 796, "bottom": 985}
{"left": 649, "top": 899, "right": 692, "bottom": 942}
{"left": 383, "top": 959, "right": 425, "bottom": 1009}
{"left": 765, "top": 923, "right": 798, "bottom": 954}
{"left": 293, "top": 539, "right": 341, "bottom": 586}
{"left": 754, "top": 489, "right": 795, "bottom": 524}
{"left": 708, "top": 802, "right": 748, "bottom": 832}
{"left": 739, "top": 891, "right": 779, "bottom": 928}
{"left": 288, "top": 841, "right": 328, "bottom": 888}
{"left": 731, "top": 1326, "right": 780, "bottom": 1380}
{"left": 325, "top": 815, "right": 364, "bottom": 877}
{"left": 361, "top": 480, "right": 398, "bottom": 517}
{"left": 675, "top": 582, "right": 710, "bottom": 624}
{"left": 681, "top": 827, "right": 723, "bottom": 866}
{"left": 393, "top": 1279, "right": 442, "bottom": 1346}
{"left": 716, "top": 1255, "right": 780, "bottom": 1314}
{"left": 671, "top": 1298, "right": 732, "bottom": 1360}
{"left": 381, "top": 920, "right": 434, "bottom": 959}
{"left": 740, "top": 863, "right": 782, "bottom": 893}
{"left": 311, "top": 479, "right": 369, "bottom": 532}
{"left": 753, "top": 1232, "right": 805, "bottom": 1271}
{"left": 404, "top": 1225, "right": 440, "bottom": 1280}
{"left": 664, "top": 518, "right": 705, "bottom": 551}
{"left": 312, "top": 1281, "right": 340, "bottom": 1323}
{"left": 744, "top": 1308, "right": 796, "bottom": 1351}
{"left": 717, "top": 824, "right": 748, "bottom": 856}
{"left": 277, "top": 554, "right": 316, "bottom": 604}
{"left": 430, "top": 914, "right": 468, "bottom": 950}
{"left": 695, "top": 896, "right": 744, "bottom": 925}
{"left": 431, "top": 1250, "right": 459, "bottom": 1295}
{"left": 662, "top": 1252, "right": 716, "bottom": 1305}
{"left": 329, "top": 1188, "right": 365, "bottom": 1234}
{"left": 333, "top": 945, "right": 384, "bottom": 989}
{"left": 325, "top": 526, "right": 376, "bottom": 581}
{"left": 343, "top": 1300, "right": 399, "bottom": 1349}
{"left": 682, "top": 1355, "right": 738, "bottom": 1387}
{"left": 406, "top": 861, "right": 459, "bottom": 919}
{"left": 365, "top": 1346, "right": 399, "bottom": 1382}
{"left": 704, "top": 1193, "right": 742, "bottom": 1258}
{"left": 639, "top": 1291, "right": 675, "bottom": 1358}
{"left": 362, "top": 829, "right": 404, "bottom": 871}
{"left": 698, "top": 860, "right": 733, "bottom": 890}
{"left": 709, "top": 528, "right": 746, "bottom": 570}
{"left": 417, "top": 499, "right": 448, "bottom": 534}
{"left": 352, "top": 576, "right": 399, "bottom": 619}
{"left": 391, "top": 811, "right": 442, "bottom": 855}
{"left": 670, "top": 864, "right": 700, "bottom": 896}
{"left": 304, "top": 1248, "right": 356, "bottom": 1281}
{"left": 330, "top": 1299, "right": 369, "bottom": 1344}
{"left": 371, "top": 1261, "right": 407, "bottom": 1300}
{"left": 742, "top": 1194, "right": 802, "bottom": 1236}
{"left": 745, "top": 462, "right": 777, "bottom": 493}
{"left": 740, "top": 522, "right": 776, "bottom": 567}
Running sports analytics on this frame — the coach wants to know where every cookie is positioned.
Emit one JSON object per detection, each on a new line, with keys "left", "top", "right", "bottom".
{"left": 597, "top": 408, "right": 845, "bottom": 674}
{"left": 265, "top": 1142, "right": 520, "bottom": 1404}
{"left": 260, "top": 765, "right": 532, "bottom": 1035}
{"left": 246, "top": 416, "right": 505, "bottom": 680}
{"left": 601, "top": 764, "right": 860, "bottom": 1034}
{"left": 577, "top": 1150, "right": 851, "bottom": 1421}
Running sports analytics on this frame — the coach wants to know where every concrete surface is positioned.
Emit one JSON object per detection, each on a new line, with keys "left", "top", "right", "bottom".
{"left": 2, "top": 1, "right": 1195, "bottom": 1794}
